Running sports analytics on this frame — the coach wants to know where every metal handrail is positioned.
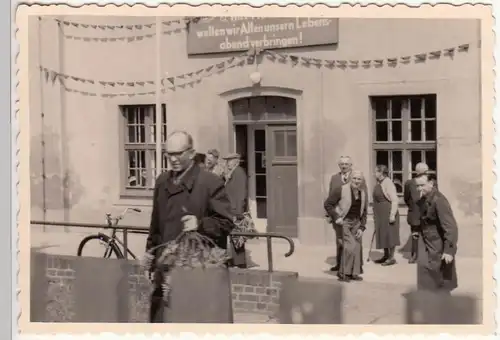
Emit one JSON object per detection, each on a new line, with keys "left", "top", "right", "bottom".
{"left": 31, "top": 220, "right": 295, "bottom": 272}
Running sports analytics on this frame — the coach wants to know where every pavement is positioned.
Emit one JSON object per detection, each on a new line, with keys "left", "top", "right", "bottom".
{"left": 30, "top": 225, "right": 483, "bottom": 324}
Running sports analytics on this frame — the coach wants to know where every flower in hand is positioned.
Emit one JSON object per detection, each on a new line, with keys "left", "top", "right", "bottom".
{"left": 181, "top": 215, "right": 198, "bottom": 232}
{"left": 335, "top": 218, "right": 343, "bottom": 225}
{"left": 441, "top": 253, "right": 454, "bottom": 264}
{"left": 389, "top": 215, "right": 396, "bottom": 224}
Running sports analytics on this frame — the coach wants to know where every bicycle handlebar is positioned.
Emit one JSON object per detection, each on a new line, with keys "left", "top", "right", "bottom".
{"left": 105, "top": 208, "right": 142, "bottom": 227}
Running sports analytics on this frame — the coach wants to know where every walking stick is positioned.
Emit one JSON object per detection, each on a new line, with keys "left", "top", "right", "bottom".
{"left": 366, "top": 229, "right": 376, "bottom": 262}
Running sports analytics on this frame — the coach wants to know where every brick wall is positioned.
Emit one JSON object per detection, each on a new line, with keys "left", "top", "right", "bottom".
{"left": 30, "top": 251, "right": 298, "bottom": 323}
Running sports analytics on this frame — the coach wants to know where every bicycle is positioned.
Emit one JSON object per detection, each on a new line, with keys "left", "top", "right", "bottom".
{"left": 76, "top": 207, "right": 144, "bottom": 259}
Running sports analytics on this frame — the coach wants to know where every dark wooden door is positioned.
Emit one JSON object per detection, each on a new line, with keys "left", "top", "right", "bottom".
{"left": 266, "top": 125, "right": 298, "bottom": 237}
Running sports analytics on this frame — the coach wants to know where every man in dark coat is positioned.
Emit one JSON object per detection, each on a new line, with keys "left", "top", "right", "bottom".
{"left": 145, "top": 131, "right": 235, "bottom": 323}
{"left": 326, "top": 156, "right": 368, "bottom": 272}
{"left": 403, "top": 162, "right": 429, "bottom": 263}
{"left": 223, "top": 153, "right": 249, "bottom": 268}
{"left": 414, "top": 172, "right": 458, "bottom": 293}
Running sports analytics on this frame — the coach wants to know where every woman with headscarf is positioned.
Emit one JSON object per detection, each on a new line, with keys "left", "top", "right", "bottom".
{"left": 372, "top": 164, "right": 401, "bottom": 266}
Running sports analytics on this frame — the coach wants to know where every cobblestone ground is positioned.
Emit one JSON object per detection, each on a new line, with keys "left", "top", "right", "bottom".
{"left": 30, "top": 225, "right": 483, "bottom": 324}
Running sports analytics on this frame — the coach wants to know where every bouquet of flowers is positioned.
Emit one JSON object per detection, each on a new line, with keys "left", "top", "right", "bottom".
{"left": 231, "top": 212, "right": 258, "bottom": 249}
{"left": 140, "top": 231, "right": 230, "bottom": 304}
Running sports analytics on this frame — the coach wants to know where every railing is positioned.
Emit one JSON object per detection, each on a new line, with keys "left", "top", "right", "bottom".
{"left": 30, "top": 220, "right": 295, "bottom": 272}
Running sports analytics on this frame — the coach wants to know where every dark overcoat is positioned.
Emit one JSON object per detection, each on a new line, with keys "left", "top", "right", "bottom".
{"left": 146, "top": 164, "right": 235, "bottom": 323}
{"left": 417, "top": 188, "right": 459, "bottom": 292}
{"left": 404, "top": 178, "right": 422, "bottom": 228}
{"left": 224, "top": 166, "right": 248, "bottom": 216}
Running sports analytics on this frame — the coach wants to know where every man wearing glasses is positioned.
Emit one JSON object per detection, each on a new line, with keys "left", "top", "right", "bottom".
{"left": 145, "top": 130, "right": 235, "bottom": 323}
{"left": 326, "top": 156, "right": 367, "bottom": 272}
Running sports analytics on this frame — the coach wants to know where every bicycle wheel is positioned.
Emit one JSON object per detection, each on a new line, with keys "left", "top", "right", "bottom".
{"left": 76, "top": 234, "right": 123, "bottom": 258}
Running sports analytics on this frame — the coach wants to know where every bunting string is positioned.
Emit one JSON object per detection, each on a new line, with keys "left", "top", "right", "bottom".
{"left": 264, "top": 43, "right": 473, "bottom": 69}
{"left": 42, "top": 52, "right": 249, "bottom": 97}
{"left": 40, "top": 42, "right": 474, "bottom": 97}
{"left": 52, "top": 16, "right": 208, "bottom": 31}
{"left": 63, "top": 26, "right": 185, "bottom": 42}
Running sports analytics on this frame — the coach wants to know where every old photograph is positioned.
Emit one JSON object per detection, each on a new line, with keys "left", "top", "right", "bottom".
{"left": 17, "top": 4, "right": 494, "bottom": 333}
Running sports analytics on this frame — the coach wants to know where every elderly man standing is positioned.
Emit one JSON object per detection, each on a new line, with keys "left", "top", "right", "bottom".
{"left": 145, "top": 131, "right": 235, "bottom": 323}
{"left": 324, "top": 170, "right": 368, "bottom": 282}
{"left": 327, "top": 156, "right": 368, "bottom": 272}
{"left": 204, "top": 148, "right": 226, "bottom": 178}
{"left": 414, "top": 172, "right": 458, "bottom": 293}
{"left": 223, "top": 153, "right": 249, "bottom": 268}
{"left": 404, "top": 163, "right": 429, "bottom": 263}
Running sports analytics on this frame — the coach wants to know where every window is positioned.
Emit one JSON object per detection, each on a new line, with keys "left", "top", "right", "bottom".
{"left": 122, "top": 104, "right": 167, "bottom": 196}
{"left": 372, "top": 95, "right": 437, "bottom": 196}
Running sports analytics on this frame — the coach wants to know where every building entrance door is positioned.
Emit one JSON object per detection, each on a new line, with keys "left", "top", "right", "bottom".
{"left": 232, "top": 96, "right": 298, "bottom": 237}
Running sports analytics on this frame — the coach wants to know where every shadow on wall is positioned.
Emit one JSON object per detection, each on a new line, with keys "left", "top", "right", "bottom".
{"left": 30, "top": 129, "right": 84, "bottom": 212}
{"left": 451, "top": 179, "right": 482, "bottom": 218}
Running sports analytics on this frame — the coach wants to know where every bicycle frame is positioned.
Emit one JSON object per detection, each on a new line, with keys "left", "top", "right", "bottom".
{"left": 100, "top": 207, "right": 142, "bottom": 259}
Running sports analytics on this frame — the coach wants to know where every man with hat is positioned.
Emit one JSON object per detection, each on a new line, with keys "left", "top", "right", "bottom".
{"left": 223, "top": 152, "right": 249, "bottom": 268}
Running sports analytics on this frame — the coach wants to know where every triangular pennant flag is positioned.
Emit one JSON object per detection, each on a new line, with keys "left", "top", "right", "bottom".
{"left": 100, "top": 38, "right": 108, "bottom": 42}
{"left": 195, "top": 69, "right": 204, "bottom": 75}
{"left": 71, "top": 23, "right": 79, "bottom": 28}
{"left": 99, "top": 81, "right": 107, "bottom": 86}
{"left": 92, "top": 38, "right": 99, "bottom": 42}
{"left": 216, "top": 62, "right": 225, "bottom": 69}
{"left": 145, "top": 24, "right": 153, "bottom": 28}
{"left": 186, "top": 72, "right": 193, "bottom": 78}
{"left": 373, "top": 59, "right": 384, "bottom": 66}
{"left": 116, "top": 25, "right": 124, "bottom": 29}
{"left": 311, "top": 58, "right": 323, "bottom": 66}
{"left": 266, "top": 53, "right": 277, "bottom": 61}
{"left": 290, "top": 56, "right": 299, "bottom": 64}
{"left": 167, "top": 77, "right": 175, "bottom": 85}
{"left": 107, "top": 26, "right": 115, "bottom": 30}
{"left": 136, "top": 81, "right": 145, "bottom": 86}
{"left": 117, "top": 81, "right": 125, "bottom": 86}
{"left": 324, "top": 60, "right": 336, "bottom": 67}
{"left": 88, "top": 79, "right": 95, "bottom": 84}
{"left": 145, "top": 34, "right": 154, "bottom": 38}
{"left": 82, "top": 24, "right": 89, "bottom": 28}
{"left": 387, "top": 58, "right": 398, "bottom": 64}
{"left": 429, "top": 51, "right": 442, "bottom": 59}
{"left": 74, "top": 37, "right": 82, "bottom": 41}
{"left": 135, "top": 25, "right": 142, "bottom": 29}
{"left": 179, "top": 83, "right": 186, "bottom": 89}
{"left": 127, "top": 37, "right": 135, "bottom": 42}
{"left": 44, "top": 69, "right": 49, "bottom": 83}
{"left": 361, "top": 60, "right": 371, "bottom": 67}
{"left": 126, "top": 25, "right": 134, "bottom": 30}
{"left": 146, "top": 80, "right": 154, "bottom": 85}
{"left": 89, "top": 93, "right": 97, "bottom": 97}
{"left": 136, "top": 36, "right": 144, "bottom": 41}
{"left": 227, "top": 56, "right": 235, "bottom": 64}
{"left": 301, "top": 57, "right": 311, "bottom": 64}
{"left": 62, "top": 74, "right": 69, "bottom": 79}
{"left": 400, "top": 56, "right": 411, "bottom": 64}
{"left": 109, "top": 38, "right": 117, "bottom": 42}
{"left": 443, "top": 47, "right": 455, "bottom": 56}
{"left": 337, "top": 60, "right": 348, "bottom": 67}
{"left": 63, "top": 21, "right": 70, "bottom": 26}
{"left": 81, "top": 91, "right": 89, "bottom": 96}
{"left": 83, "top": 37, "right": 91, "bottom": 42}
{"left": 98, "top": 25, "right": 106, "bottom": 30}
{"left": 415, "top": 53, "right": 427, "bottom": 61}
{"left": 458, "top": 44, "right": 469, "bottom": 52}
{"left": 66, "top": 35, "right": 74, "bottom": 40}
{"left": 178, "top": 74, "right": 186, "bottom": 79}
{"left": 91, "top": 25, "right": 98, "bottom": 29}
{"left": 205, "top": 65, "right": 214, "bottom": 72}
{"left": 118, "top": 37, "right": 126, "bottom": 41}
{"left": 126, "top": 82, "right": 135, "bottom": 87}
{"left": 349, "top": 60, "right": 359, "bottom": 67}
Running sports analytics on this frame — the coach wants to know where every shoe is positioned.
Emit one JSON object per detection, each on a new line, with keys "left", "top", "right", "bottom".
{"left": 408, "top": 255, "right": 417, "bottom": 264}
{"left": 349, "top": 275, "right": 363, "bottom": 281}
{"left": 330, "top": 264, "right": 340, "bottom": 272}
{"left": 337, "top": 274, "right": 351, "bottom": 282}
{"left": 382, "top": 258, "right": 397, "bottom": 266}
{"left": 373, "top": 257, "right": 388, "bottom": 264}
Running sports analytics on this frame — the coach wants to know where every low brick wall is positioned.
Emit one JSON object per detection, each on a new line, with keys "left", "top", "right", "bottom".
{"left": 30, "top": 251, "right": 298, "bottom": 323}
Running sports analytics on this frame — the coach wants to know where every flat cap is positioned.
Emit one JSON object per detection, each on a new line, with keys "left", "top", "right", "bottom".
{"left": 223, "top": 152, "right": 241, "bottom": 160}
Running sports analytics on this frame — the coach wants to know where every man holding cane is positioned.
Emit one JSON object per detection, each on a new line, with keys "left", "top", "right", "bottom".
{"left": 324, "top": 170, "right": 368, "bottom": 282}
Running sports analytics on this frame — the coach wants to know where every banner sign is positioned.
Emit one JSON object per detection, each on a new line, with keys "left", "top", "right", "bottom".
{"left": 187, "top": 17, "right": 339, "bottom": 55}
